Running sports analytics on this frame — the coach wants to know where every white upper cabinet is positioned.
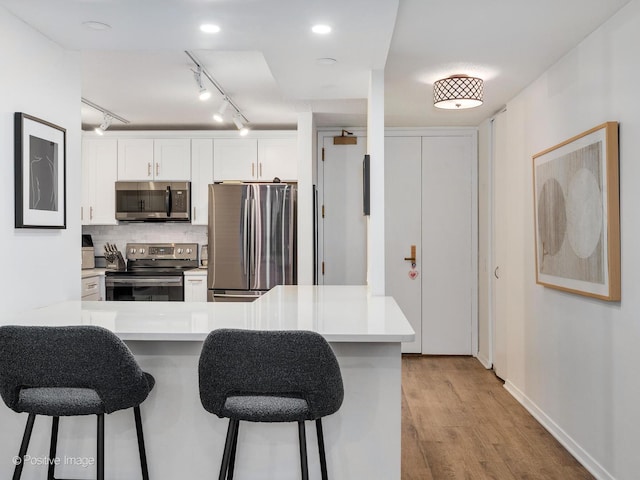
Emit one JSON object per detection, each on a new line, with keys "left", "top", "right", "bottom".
{"left": 118, "top": 138, "right": 191, "bottom": 181}
{"left": 258, "top": 137, "right": 298, "bottom": 181}
{"left": 213, "top": 138, "right": 258, "bottom": 181}
{"left": 82, "top": 138, "right": 118, "bottom": 225}
{"left": 154, "top": 139, "right": 191, "bottom": 180}
{"left": 213, "top": 137, "right": 297, "bottom": 182}
{"left": 190, "top": 139, "right": 214, "bottom": 225}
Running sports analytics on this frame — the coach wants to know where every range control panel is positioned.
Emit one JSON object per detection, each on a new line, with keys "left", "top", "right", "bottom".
{"left": 126, "top": 243, "right": 198, "bottom": 261}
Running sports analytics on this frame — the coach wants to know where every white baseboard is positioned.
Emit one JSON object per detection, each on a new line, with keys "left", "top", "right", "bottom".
{"left": 475, "top": 352, "right": 492, "bottom": 369}
{"left": 504, "top": 380, "right": 614, "bottom": 480}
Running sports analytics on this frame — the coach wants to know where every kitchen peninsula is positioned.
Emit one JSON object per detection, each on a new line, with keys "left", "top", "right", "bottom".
{"left": 0, "top": 286, "right": 414, "bottom": 480}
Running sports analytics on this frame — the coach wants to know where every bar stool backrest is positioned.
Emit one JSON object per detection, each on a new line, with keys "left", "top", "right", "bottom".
{"left": 198, "top": 329, "right": 344, "bottom": 420}
{"left": 0, "top": 325, "right": 153, "bottom": 414}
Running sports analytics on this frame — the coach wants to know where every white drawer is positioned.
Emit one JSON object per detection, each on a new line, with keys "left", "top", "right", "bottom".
{"left": 81, "top": 276, "right": 100, "bottom": 299}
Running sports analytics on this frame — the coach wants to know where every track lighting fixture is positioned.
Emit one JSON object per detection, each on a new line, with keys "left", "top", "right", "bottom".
{"left": 233, "top": 115, "right": 249, "bottom": 136}
{"left": 213, "top": 98, "right": 230, "bottom": 123}
{"left": 82, "top": 97, "right": 130, "bottom": 132}
{"left": 194, "top": 66, "right": 211, "bottom": 101}
{"left": 94, "top": 114, "right": 112, "bottom": 135}
{"left": 185, "top": 51, "right": 250, "bottom": 130}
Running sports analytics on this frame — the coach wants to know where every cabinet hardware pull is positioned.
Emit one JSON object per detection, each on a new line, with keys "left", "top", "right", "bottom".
{"left": 90, "top": 206, "right": 93, "bottom": 220}
{"left": 193, "top": 206, "right": 196, "bottom": 221}
{"left": 148, "top": 162, "right": 152, "bottom": 176}
{"left": 156, "top": 163, "right": 159, "bottom": 177}
{"left": 259, "top": 163, "right": 263, "bottom": 177}
{"left": 81, "top": 207, "right": 83, "bottom": 221}
{"left": 252, "top": 163, "right": 255, "bottom": 177}
{"left": 494, "top": 266, "right": 500, "bottom": 279}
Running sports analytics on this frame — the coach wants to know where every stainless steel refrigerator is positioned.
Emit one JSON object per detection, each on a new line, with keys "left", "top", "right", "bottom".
{"left": 207, "top": 183, "right": 297, "bottom": 302}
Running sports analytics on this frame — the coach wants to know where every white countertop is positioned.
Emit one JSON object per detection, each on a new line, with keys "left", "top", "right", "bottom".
{"left": 81, "top": 268, "right": 106, "bottom": 278}
{"left": 6, "top": 286, "right": 415, "bottom": 343}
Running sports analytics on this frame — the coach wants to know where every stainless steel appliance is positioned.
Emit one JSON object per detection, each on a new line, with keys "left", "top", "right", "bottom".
{"left": 105, "top": 242, "right": 198, "bottom": 301}
{"left": 115, "top": 181, "right": 191, "bottom": 222}
{"left": 208, "top": 183, "right": 296, "bottom": 302}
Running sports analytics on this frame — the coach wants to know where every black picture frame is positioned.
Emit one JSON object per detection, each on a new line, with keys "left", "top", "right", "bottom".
{"left": 363, "top": 154, "right": 370, "bottom": 216}
{"left": 15, "top": 112, "right": 67, "bottom": 229}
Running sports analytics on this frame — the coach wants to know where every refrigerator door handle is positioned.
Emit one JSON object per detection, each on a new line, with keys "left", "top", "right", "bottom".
{"left": 250, "top": 196, "right": 258, "bottom": 288}
{"left": 243, "top": 197, "right": 250, "bottom": 277}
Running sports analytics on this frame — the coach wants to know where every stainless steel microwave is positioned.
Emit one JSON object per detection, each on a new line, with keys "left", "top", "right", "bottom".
{"left": 115, "top": 181, "right": 191, "bottom": 221}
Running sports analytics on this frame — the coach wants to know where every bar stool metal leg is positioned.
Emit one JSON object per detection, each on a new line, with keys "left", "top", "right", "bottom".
{"left": 227, "top": 420, "right": 239, "bottom": 480}
{"left": 298, "top": 421, "right": 309, "bottom": 480}
{"left": 134, "top": 406, "right": 150, "bottom": 480}
{"left": 97, "top": 413, "right": 105, "bottom": 480}
{"left": 316, "top": 419, "right": 328, "bottom": 480}
{"left": 48, "top": 416, "right": 60, "bottom": 480}
{"left": 13, "top": 413, "right": 36, "bottom": 480}
{"left": 219, "top": 419, "right": 238, "bottom": 480}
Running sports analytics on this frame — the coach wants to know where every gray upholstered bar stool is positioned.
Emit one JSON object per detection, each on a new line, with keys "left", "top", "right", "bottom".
{"left": 198, "top": 329, "right": 344, "bottom": 480}
{"left": 0, "top": 325, "right": 155, "bottom": 480}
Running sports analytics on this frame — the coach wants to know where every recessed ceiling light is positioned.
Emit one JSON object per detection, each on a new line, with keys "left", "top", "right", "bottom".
{"left": 312, "top": 24, "right": 332, "bottom": 34}
{"left": 200, "top": 24, "right": 221, "bottom": 34}
{"left": 316, "top": 57, "right": 337, "bottom": 66}
{"left": 82, "top": 21, "right": 112, "bottom": 31}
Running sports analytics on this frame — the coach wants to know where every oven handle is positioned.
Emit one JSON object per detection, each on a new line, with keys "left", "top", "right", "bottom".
{"left": 107, "top": 277, "right": 183, "bottom": 285}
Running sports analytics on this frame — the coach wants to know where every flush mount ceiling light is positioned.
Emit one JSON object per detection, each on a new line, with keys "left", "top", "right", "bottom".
{"left": 213, "top": 98, "right": 230, "bottom": 123}
{"left": 200, "top": 24, "right": 221, "bottom": 34}
{"left": 433, "top": 75, "right": 484, "bottom": 110}
{"left": 312, "top": 24, "right": 332, "bottom": 34}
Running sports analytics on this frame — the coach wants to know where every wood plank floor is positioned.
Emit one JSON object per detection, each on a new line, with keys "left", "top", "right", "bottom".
{"left": 401, "top": 356, "right": 594, "bottom": 480}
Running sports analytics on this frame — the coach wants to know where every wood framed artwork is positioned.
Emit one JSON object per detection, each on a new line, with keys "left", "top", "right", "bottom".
{"left": 14, "top": 112, "right": 67, "bottom": 229}
{"left": 532, "top": 122, "right": 620, "bottom": 301}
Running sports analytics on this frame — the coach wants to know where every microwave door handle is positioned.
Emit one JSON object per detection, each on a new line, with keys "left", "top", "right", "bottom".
{"left": 165, "top": 186, "right": 172, "bottom": 217}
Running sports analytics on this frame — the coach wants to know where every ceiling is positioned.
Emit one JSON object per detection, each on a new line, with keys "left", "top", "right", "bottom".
{"left": 0, "top": 0, "right": 631, "bottom": 131}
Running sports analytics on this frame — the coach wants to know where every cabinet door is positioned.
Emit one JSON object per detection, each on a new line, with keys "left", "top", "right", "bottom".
{"left": 258, "top": 137, "right": 298, "bottom": 181}
{"left": 118, "top": 139, "right": 154, "bottom": 180}
{"left": 82, "top": 138, "right": 118, "bottom": 225}
{"left": 213, "top": 138, "right": 258, "bottom": 181}
{"left": 154, "top": 139, "right": 191, "bottom": 180}
{"left": 184, "top": 273, "right": 207, "bottom": 302}
{"left": 191, "top": 139, "right": 214, "bottom": 225}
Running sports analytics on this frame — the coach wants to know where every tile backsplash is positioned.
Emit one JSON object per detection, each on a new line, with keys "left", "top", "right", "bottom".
{"left": 83, "top": 223, "right": 207, "bottom": 261}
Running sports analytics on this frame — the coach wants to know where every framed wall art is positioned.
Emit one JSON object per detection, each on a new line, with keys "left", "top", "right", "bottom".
{"left": 14, "top": 112, "right": 67, "bottom": 229}
{"left": 532, "top": 122, "right": 620, "bottom": 301}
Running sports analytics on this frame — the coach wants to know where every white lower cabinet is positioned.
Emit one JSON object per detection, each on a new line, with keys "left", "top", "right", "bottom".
{"left": 184, "top": 270, "right": 207, "bottom": 302}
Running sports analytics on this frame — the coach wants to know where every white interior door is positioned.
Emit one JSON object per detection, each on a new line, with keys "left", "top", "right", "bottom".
{"left": 492, "top": 112, "right": 509, "bottom": 379}
{"left": 385, "top": 136, "right": 422, "bottom": 353}
{"left": 320, "top": 135, "right": 367, "bottom": 285}
{"left": 422, "top": 135, "right": 474, "bottom": 354}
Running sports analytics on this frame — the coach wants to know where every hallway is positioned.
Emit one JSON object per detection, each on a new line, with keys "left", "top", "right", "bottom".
{"left": 401, "top": 356, "right": 593, "bottom": 479}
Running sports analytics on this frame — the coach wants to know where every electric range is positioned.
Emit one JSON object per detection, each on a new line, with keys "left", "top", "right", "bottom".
{"left": 105, "top": 243, "right": 198, "bottom": 301}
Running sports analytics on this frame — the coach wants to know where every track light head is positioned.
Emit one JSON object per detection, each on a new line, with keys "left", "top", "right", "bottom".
{"left": 233, "top": 115, "right": 249, "bottom": 136}
{"left": 94, "top": 114, "right": 112, "bottom": 135}
{"left": 213, "top": 98, "right": 230, "bottom": 123}
{"left": 199, "top": 87, "right": 211, "bottom": 101}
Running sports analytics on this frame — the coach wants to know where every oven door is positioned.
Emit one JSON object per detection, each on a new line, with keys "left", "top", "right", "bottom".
{"left": 106, "top": 275, "right": 184, "bottom": 301}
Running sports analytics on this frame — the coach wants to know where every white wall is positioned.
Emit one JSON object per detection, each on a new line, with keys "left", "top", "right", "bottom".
{"left": 490, "top": 1, "right": 640, "bottom": 477}
{"left": 0, "top": 7, "right": 81, "bottom": 314}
